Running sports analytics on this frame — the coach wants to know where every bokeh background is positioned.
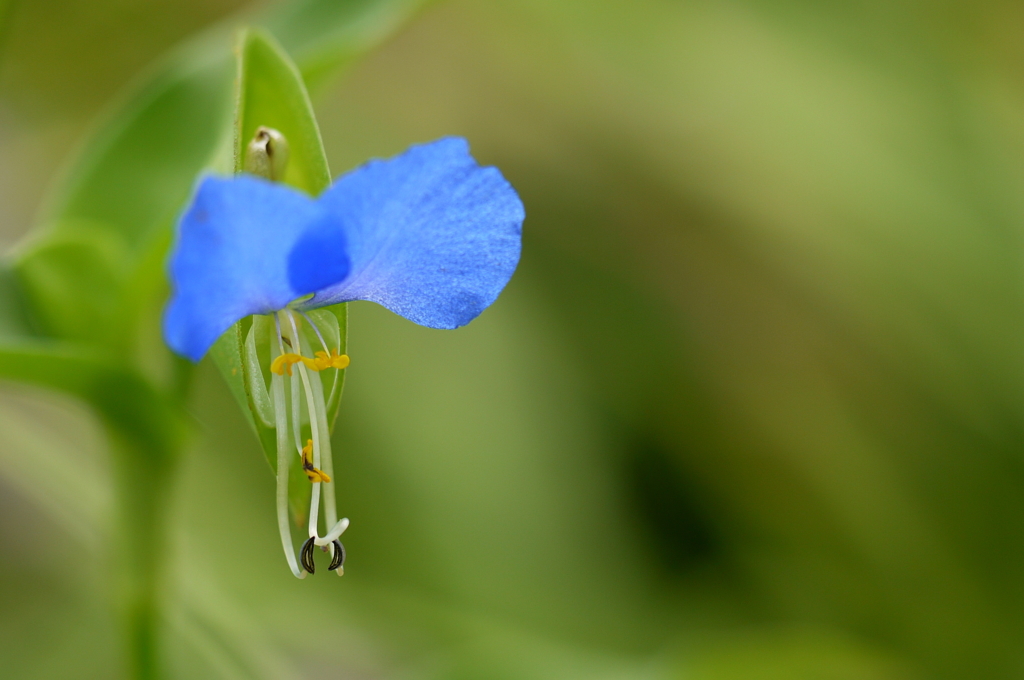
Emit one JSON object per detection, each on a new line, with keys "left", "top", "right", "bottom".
{"left": 2, "top": 0, "right": 1024, "bottom": 678}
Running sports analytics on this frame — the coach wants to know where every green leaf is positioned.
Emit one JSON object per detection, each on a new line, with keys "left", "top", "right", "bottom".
{"left": 12, "top": 222, "right": 128, "bottom": 345}
{"left": 0, "top": 341, "right": 184, "bottom": 453}
{"left": 233, "top": 28, "right": 332, "bottom": 193}
{"left": 11, "top": 221, "right": 182, "bottom": 392}
{"left": 40, "top": 57, "right": 235, "bottom": 256}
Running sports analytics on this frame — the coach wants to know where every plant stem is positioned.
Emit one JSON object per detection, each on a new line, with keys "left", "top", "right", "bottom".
{"left": 85, "top": 368, "right": 187, "bottom": 680}
{"left": 107, "top": 425, "right": 180, "bottom": 680}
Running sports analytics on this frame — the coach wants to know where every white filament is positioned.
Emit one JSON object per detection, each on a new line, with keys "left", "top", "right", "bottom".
{"left": 314, "top": 517, "right": 350, "bottom": 546}
{"left": 271, "top": 314, "right": 305, "bottom": 579}
{"left": 296, "top": 311, "right": 347, "bottom": 576}
{"left": 299, "top": 309, "right": 330, "bottom": 353}
{"left": 299, "top": 308, "right": 341, "bottom": 426}
{"left": 286, "top": 312, "right": 325, "bottom": 541}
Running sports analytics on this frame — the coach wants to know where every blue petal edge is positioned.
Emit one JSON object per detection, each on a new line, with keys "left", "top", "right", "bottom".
{"left": 296, "top": 137, "right": 525, "bottom": 329}
{"left": 163, "top": 175, "right": 328, "bottom": 361}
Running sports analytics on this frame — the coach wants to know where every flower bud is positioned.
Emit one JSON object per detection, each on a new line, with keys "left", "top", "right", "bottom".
{"left": 244, "top": 126, "right": 290, "bottom": 181}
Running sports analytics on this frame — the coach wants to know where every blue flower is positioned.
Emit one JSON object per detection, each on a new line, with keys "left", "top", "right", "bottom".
{"left": 162, "top": 136, "right": 523, "bottom": 578}
{"left": 163, "top": 136, "right": 524, "bottom": 362}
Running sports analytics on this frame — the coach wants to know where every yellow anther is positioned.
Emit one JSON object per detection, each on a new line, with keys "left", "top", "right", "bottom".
{"left": 272, "top": 349, "right": 348, "bottom": 375}
{"left": 271, "top": 353, "right": 304, "bottom": 376}
{"left": 312, "top": 349, "right": 350, "bottom": 371}
{"left": 301, "top": 439, "right": 331, "bottom": 483}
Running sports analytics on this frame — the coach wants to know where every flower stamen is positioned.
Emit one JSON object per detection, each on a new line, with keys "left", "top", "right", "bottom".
{"left": 270, "top": 350, "right": 349, "bottom": 375}
{"left": 312, "top": 349, "right": 350, "bottom": 371}
{"left": 314, "top": 517, "right": 349, "bottom": 546}
{"left": 299, "top": 310, "right": 345, "bottom": 436}
{"left": 300, "top": 536, "right": 317, "bottom": 574}
{"left": 269, "top": 309, "right": 351, "bottom": 577}
{"left": 271, "top": 314, "right": 307, "bottom": 580}
{"left": 270, "top": 352, "right": 313, "bottom": 375}
{"left": 328, "top": 540, "right": 345, "bottom": 573}
{"left": 301, "top": 439, "right": 331, "bottom": 483}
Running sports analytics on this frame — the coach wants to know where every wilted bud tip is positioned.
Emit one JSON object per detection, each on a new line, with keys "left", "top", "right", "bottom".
{"left": 244, "top": 126, "right": 290, "bottom": 181}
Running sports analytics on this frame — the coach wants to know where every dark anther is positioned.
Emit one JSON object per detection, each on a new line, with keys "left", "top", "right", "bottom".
{"left": 328, "top": 540, "right": 346, "bottom": 571}
{"left": 282, "top": 336, "right": 292, "bottom": 348}
{"left": 300, "top": 536, "right": 317, "bottom": 574}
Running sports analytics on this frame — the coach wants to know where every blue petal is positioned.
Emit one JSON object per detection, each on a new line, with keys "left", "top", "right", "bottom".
{"left": 293, "top": 137, "right": 524, "bottom": 328}
{"left": 163, "top": 175, "right": 337, "bottom": 361}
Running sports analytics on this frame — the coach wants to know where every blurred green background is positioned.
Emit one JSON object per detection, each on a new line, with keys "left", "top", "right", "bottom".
{"left": 2, "top": 0, "right": 1024, "bottom": 678}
